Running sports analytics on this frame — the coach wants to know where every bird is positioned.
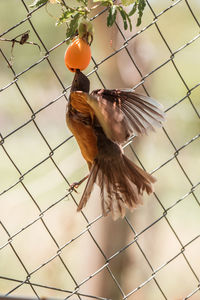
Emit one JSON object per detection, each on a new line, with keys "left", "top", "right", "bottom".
{"left": 66, "top": 69, "right": 165, "bottom": 220}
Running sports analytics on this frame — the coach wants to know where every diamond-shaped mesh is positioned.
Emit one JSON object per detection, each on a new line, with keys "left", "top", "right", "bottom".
{"left": 0, "top": 0, "right": 200, "bottom": 299}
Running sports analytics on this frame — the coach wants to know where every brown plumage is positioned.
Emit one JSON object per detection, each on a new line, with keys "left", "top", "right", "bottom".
{"left": 66, "top": 70, "right": 165, "bottom": 220}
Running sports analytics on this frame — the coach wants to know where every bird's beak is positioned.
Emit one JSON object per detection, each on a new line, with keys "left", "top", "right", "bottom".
{"left": 74, "top": 69, "right": 80, "bottom": 80}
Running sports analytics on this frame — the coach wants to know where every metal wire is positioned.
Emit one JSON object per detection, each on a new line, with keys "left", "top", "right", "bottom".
{"left": 0, "top": 0, "right": 200, "bottom": 299}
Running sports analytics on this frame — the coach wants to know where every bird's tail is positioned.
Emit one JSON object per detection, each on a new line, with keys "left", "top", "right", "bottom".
{"left": 77, "top": 154, "right": 156, "bottom": 220}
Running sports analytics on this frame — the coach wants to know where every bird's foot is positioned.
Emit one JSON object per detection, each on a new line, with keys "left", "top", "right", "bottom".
{"left": 68, "top": 175, "right": 89, "bottom": 193}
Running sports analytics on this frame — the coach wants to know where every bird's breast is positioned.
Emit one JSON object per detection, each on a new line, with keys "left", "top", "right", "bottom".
{"left": 66, "top": 92, "right": 98, "bottom": 167}
{"left": 70, "top": 91, "right": 94, "bottom": 117}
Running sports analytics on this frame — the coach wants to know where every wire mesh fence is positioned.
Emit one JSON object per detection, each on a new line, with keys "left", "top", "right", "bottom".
{"left": 0, "top": 0, "right": 200, "bottom": 299}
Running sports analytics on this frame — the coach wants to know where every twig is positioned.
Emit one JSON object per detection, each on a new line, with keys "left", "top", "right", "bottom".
{"left": 0, "top": 30, "right": 41, "bottom": 66}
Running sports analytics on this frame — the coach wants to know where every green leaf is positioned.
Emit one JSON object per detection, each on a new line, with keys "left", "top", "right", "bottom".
{"left": 30, "top": 0, "right": 48, "bottom": 8}
{"left": 117, "top": 6, "right": 128, "bottom": 30}
{"left": 56, "top": 9, "right": 75, "bottom": 26}
{"left": 117, "top": 6, "right": 133, "bottom": 31}
{"left": 121, "top": 0, "right": 136, "bottom": 6}
{"left": 125, "top": 11, "right": 132, "bottom": 31}
{"left": 128, "top": 0, "right": 146, "bottom": 26}
{"left": 66, "top": 13, "right": 81, "bottom": 41}
{"left": 107, "top": 5, "right": 117, "bottom": 27}
{"left": 128, "top": 2, "right": 137, "bottom": 16}
{"left": 137, "top": 0, "right": 146, "bottom": 26}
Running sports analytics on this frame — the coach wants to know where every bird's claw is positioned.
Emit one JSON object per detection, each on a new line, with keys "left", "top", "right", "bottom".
{"left": 68, "top": 175, "right": 89, "bottom": 193}
{"left": 68, "top": 182, "right": 79, "bottom": 193}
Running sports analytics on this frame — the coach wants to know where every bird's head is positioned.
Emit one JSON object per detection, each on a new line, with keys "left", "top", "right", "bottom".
{"left": 71, "top": 69, "right": 90, "bottom": 93}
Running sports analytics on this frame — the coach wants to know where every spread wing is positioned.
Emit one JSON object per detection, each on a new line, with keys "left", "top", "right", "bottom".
{"left": 86, "top": 89, "right": 165, "bottom": 144}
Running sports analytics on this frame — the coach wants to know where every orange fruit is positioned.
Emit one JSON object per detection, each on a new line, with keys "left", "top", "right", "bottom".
{"left": 64, "top": 37, "right": 91, "bottom": 72}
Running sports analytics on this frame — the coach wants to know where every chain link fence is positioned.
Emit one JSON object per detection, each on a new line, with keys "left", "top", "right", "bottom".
{"left": 0, "top": 0, "right": 200, "bottom": 299}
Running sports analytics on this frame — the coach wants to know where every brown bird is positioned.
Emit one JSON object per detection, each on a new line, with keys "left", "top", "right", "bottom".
{"left": 66, "top": 70, "right": 165, "bottom": 219}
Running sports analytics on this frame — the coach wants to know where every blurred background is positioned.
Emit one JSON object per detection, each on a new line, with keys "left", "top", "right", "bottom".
{"left": 0, "top": 0, "right": 200, "bottom": 299}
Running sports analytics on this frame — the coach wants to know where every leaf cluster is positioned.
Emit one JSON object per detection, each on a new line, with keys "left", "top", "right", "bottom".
{"left": 30, "top": 0, "right": 147, "bottom": 43}
{"left": 106, "top": 0, "right": 146, "bottom": 29}
{"left": 56, "top": 7, "right": 87, "bottom": 40}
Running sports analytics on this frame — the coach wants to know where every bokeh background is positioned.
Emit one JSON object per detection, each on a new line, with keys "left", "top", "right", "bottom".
{"left": 0, "top": 0, "right": 200, "bottom": 299}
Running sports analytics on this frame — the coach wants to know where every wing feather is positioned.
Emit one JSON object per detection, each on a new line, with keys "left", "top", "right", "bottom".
{"left": 86, "top": 89, "right": 165, "bottom": 144}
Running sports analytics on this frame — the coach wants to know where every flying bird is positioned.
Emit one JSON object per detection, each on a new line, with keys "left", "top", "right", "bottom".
{"left": 66, "top": 70, "right": 165, "bottom": 219}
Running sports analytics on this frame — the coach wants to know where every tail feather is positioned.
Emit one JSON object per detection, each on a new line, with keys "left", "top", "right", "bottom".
{"left": 77, "top": 163, "right": 99, "bottom": 211}
{"left": 77, "top": 154, "right": 156, "bottom": 220}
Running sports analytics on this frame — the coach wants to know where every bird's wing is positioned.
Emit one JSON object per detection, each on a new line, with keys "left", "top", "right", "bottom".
{"left": 85, "top": 89, "right": 165, "bottom": 144}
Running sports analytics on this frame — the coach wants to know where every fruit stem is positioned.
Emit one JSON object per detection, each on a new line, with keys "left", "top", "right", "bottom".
{"left": 78, "top": 18, "right": 94, "bottom": 45}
